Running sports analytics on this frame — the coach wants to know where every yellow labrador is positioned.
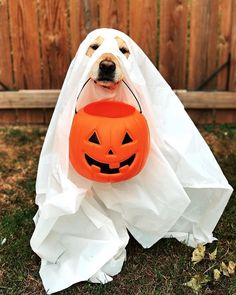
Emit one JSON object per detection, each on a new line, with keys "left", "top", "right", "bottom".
{"left": 86, "top": 36, "right": 130, "bottom": 89}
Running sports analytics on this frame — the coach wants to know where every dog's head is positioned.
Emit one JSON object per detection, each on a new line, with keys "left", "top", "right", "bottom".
{"left": 86, "top": 36, "right": 130, "bottom": 89}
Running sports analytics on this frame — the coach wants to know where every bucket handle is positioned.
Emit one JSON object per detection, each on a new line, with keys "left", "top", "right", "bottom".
{"left": 122, "top": 80, "right": 142, "bottom": 113}
{"left": 76, "top": 78, "right": 142, "bottom": 113}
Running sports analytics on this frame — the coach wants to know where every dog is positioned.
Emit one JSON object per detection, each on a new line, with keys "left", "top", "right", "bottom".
{"left": 86, "top": 36, "right": 130, "bottom": 89}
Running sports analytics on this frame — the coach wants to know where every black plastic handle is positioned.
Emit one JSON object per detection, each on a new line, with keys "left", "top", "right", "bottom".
{"left": 76, "top": 78, "right": 142, "bottom": 113}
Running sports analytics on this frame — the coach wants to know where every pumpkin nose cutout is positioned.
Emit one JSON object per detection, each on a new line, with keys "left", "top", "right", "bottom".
{"left": 108, "top": 149, "right": 114, "bottom": 155}
{"left": 99, "top": 60, "right": 116, "bottom": 74}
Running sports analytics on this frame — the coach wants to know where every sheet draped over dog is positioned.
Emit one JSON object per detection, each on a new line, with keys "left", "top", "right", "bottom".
{"left": 30, "top": 29, "right": 233, "bottom": 294}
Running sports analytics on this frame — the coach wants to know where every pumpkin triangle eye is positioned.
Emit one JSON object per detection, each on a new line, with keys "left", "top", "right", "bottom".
{"left": 122, "top": 132, "right": 133, "bottom": 144}
{"left": 89, "top": 132, "right": 100, "bottom": 144}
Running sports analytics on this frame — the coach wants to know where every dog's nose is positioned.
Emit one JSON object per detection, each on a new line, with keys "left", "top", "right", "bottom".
{"left": 99, "top": 60, "right": 116, "bottom": 74}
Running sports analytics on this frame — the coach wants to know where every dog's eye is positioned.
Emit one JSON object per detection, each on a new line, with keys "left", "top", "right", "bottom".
{"left": 119, "top": 47, "right": 129, "bottom": 55}
{"left": 90, "top": 44, "right": 99, "bottom": 50}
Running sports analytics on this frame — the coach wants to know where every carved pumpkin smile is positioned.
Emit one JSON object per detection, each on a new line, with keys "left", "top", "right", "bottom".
{"left": 85, "top": 153, "right": 136, "bottom": 174}
{"left": 69, "top": 100, "right": 150, "bottom": 182}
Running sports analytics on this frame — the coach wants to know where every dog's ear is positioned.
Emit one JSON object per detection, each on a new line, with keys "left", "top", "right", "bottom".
{"left": 86, "top": 36, "right": 104, "bottom": 57}
{"left": 115, "top": 36, "right": 130, "bottom": 58}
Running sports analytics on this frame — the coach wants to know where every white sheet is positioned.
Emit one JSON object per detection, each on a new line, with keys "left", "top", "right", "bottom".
{"left": 30, "top": 28, "right": 232, "bottom": 294}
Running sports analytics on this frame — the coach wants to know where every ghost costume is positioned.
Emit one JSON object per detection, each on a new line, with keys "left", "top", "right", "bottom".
{"left": 30, "top": 28, "right": 233, "bottom": 294}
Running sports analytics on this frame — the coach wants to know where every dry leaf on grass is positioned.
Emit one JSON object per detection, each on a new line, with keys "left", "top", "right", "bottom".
{"left": 192, "top": 243, "right": 206, "bottom": 264}
{"left": 213, "top": 269, "right": 221, "bottom": 281}
{"left": 184, "top": 274, "right": 210, "bottom": 293}
{"left": 228, "top": 261, "right": 235, "bottom": 275}
{"left": 209, "top": 248, "right": 217, "bottom": 261}
{"left": 220, "top": 262, "right": 230, "bottom": 277}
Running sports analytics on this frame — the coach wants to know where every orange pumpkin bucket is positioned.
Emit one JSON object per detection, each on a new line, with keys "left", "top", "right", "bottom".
{"left": 69, "top": 100, "right": 150, "bottom": 182}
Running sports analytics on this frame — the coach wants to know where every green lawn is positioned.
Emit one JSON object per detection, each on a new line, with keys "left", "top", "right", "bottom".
{"left": 0, "top": 125, "right": 235, "bottom": 295}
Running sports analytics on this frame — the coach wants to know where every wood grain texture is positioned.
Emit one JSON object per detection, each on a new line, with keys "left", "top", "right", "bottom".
{"left": 0, "top": 0, "right": 13, "bottom": 89}
{"left": 1, "top": 90, "right": 236, "bottom": 109}
{"left": 175, "top": 90, "right": 236, "bottom": 108}
{"left": 1, "top": 1, "right": 236, "bottom": 92}
{"left": 159, "top": 0, "right": 187, "bottom": 89}
{"left": 44, "top": 109, "right": 53, "bottom": 124}
{"left": 1, "top": 89, "right": 236, "bottom": 124}
{"left": 188, "top": 0, "right": 218, "bottom": 90}
{"left": 8, "top": 0, "right": 41, "bottom": 89}
{"left": 215, "top": 110, "right": 236, "bottom": 123}
{"left": 16, "top": 109, "right": 45, "bottom": 124}
{"left": 69, "top": 0, "right": 81, "bottom": 57}
{"left": 0, "top": 90, "right": 59, "bottom": 108}
{"left": 0, "top": 109, "right": 16, "bottom": 124}
{"left": 3, "top": 108, "right": 234, "bottom": 124}
{"left": 99, "top": 0, "right": 128, "bottom": 33}
{"left": 229, "top": 0, "right": 236, "bottom": 91}
{"left": 217, "top": 0, "right": 232, "bottom": 90}
{"left": 69, "top": 0, "right": 99, "bottom": 57}
{"left": 129, "top": 0, "right": 158, "bottom": 64}
{"left": 187, "top": 109, "right": 214, "bottom": 124}
{"left": 39, "top": 0, "right": 70, "bottom": 88}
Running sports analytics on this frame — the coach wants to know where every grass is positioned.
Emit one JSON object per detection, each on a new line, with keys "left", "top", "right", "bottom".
{"left": 0, "top": 125, "right": 235, "bottom": 295}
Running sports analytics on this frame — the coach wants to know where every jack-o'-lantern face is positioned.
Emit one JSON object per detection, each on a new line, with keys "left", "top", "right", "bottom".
{"left": 69, "top": 100, "right": 150, "bottom": 182}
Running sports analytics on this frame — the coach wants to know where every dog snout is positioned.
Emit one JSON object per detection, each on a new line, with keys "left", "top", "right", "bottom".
{"left": 99, "top": 60, "right": 116, "bottom": 74}
{"left": 89, "top": 52, "right": 123, "bottom": 88}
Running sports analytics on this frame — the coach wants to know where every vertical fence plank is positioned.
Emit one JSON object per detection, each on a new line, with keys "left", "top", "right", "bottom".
{"left": 39, "top": 0, "right": 70, "bottom": 89}
{"left": 45, "top": 109, "right": 53, "bottom": 124}
{"left": 217, "top": 0, "right": 232, "bottom": 90}
{"left": 69, "top": 0, "right": 99, "bottom": 58}
{"left": 188, "top": 0, "right": 218, "bottom": 90}
{"left": 99, "top": 0, "right": 128, "bottom": 33}
{"left": 215, "top": 110, "right": 236, "bottom": 123}
{"left": 2, "top": 0, "right": 236, "bottom": 94}
{"left": 0, "top": 110, "right": 16, "bottom": 124}
{"left": 16, "top": 109, "right": 45, "bottom": 124}
{"left": 159, "top": 0, "right": 187, "bottom": 89}
{"left": 8, "top": 0, "right": 41, "bottom": 89}
{"left": 229, "top": 0, "right": 236, "bottom": 91}
{"left": 69, "top": 0, "right": 81, "bottom": 57}
{"left": 129, "top": 0, "right": 158, "bottom": 64}
{"left": 187, "top": 109, "right": 214, "bottom": 124}
{"left": 0, "top": 0, "right": 13, "bottom": 90}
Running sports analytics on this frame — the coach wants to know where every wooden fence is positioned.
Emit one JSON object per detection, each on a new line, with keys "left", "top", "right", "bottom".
{"left": 0, "top": 0, "right": 236, "bottom": 91}
{"left": 0, "top": 0, "right": 236, "bottom": 124}
{"left": 0, "top": 89, "right": 235, "bottom": 124}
